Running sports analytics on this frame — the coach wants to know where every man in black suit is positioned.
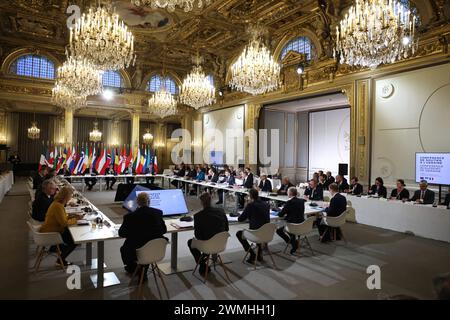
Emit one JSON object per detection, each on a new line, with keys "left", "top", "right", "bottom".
{"left": 187, "top": 192, "right": 229, "bottom": 276}
{"left": 277, "top": 177, "right": 294, "bottom": 195}
{"left": 31, "top": 179, "right": 57, "bottom": 222}
{"left": 348, "top": 176, "right": 363, "bottom": 195}
{"left": 444, "top": 188, "right": 450, "bottom": 207}
{"left": 236, "top": 189, "right": 270, "bottom": 263}
{"left": 123, "top": 164, "right": 135, "bottom": 184}
{"left": 33, "top": 165, "right": 48, "bottom": 190}
{"left": 323, "top": 171, "right": 335, "bottom": 190}
{"left": 304, "top": 179, "right": 324, "bottom": 201}
{"left": 217, "top": 169, "right": 235, "bottom": 204}
{"left": 276, "top": 187, "right": 305, "bottom": 254}
{"left": 318, "top": 183, "right": 347, "bottom": 242}
{"left": 335, "top": 174, "right": 350, "bottom": 193}
{"left": 83, "top": 167, "right": 98, "bottom": 191}
{"left": 58, "top": 164, "right": 72, "bottom": 183}
{"left": 119, "top": 192, "right": 167, "bottom": 276}
{"left": 171, "top": 164, "right": 186, "bottom": 188}
{"left": 411, "top": 180, "right": 435, "bottom": 205}
{"left": 238, "top": 168, "right": 254, "bottom": 208}
{"left": 104, "top": 164, "right": 117, "bottom": 190}
{"left": 257, "top": 173, "right": 273, "bottom": 193}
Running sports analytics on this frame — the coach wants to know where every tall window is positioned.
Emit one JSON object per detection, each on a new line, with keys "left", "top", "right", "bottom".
{"left": 9, "top": 54, "right": 55, "bottom": 79}
{"left": 102, "top": 70, "right": 123, "bottom": 88}
{"left": 147, "top": 75, "right": 178, "bottom": 95}
{"left": 280, "top": 37, "right": 313, "bottom": 61}
{"left": 394, "top": 0, "right": 420, "bottom": 25}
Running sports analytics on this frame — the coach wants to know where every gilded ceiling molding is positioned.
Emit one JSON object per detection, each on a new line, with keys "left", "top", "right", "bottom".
{"left": 1, "top": 47, "right": 62, "bottom": 76}
{"left": 114, "top": 69, "right": 133, "bottom": 90}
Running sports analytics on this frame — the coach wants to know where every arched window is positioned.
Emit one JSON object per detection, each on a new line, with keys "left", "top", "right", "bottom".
{"left": 9, "top": 54, "right": 55, "bottom": 79}
{"left": 147, "top": 75, "right": 178, "bottom": 95}
{"left": 280, "top": 37, "right": 313, "bottom": 61}
{"left": 102, "top": 70, "right": 123, "bottom": 88}
{"left": 394, "top": 0, "right": 420, "bottom": 25}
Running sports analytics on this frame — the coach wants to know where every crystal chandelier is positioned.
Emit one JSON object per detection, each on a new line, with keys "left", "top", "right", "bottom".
{"left": 143, "top": 129, "right": 154, "bottom": 144}
{"left": 334, "top": 0, "right": 418, "bottom": 69}
{"left": 68, "top": 4, "right": 136, "bottom": 71}
{"left": 27, "top": 111, "right": 40, "bottom": 140}
{"left": 131, "top": 0, "right": 212, "bottom": 12}
{"left": 89, "top": 120, "right": 102, "bottom": 142}
{"left": 56, "top": 57, "right": 103, "bottom": 97}
{"left": 51, "top": 84, "right": 87, "bottom": 110}
{"left": 229, "top": 26, "right": 280, "bottom": 95}
{"left": 180, "top": 56, "right": 215, "bottom": 109}
{"left": 148, "top": 87, "right": 178, "bottom": 118}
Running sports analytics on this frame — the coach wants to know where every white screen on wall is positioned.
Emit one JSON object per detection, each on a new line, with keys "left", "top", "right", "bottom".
{"left": 308, "top": 108, "right": 350, "bottom": 178}
{"left": 416, "top": 153, "right": 450, "bottom": 185}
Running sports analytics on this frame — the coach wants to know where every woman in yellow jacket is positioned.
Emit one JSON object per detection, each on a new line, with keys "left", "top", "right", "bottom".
{"left": 40, "top": 186, "right": 78, "bottom": 266}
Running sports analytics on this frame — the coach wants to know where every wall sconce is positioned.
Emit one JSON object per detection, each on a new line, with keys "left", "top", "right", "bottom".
{"left": 154, "top": 142, "right": 165, "bottom": 148}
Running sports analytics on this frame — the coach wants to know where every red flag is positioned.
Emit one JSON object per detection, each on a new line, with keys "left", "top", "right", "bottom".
{"left": 125, "top": 147, "right": 133, "bottom": 168}
{"left": 100, "top": 149, "right": 111, "bottom": 175}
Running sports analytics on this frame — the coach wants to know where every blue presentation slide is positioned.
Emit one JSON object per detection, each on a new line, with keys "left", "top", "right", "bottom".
{"left": 136, "top": 189, "right": 189, "bottom": 216}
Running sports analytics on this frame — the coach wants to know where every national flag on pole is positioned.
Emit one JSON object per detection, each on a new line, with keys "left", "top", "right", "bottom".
{"left": 38, "top": 154, "right": 49, "bottom": 171}
{"left": 81, "top": 146, "right": 89, "bottom": 173}
{"left": 134, "top": 147, "right": 142, "bottom": 173}
{"left": 91, "top": 147, "right": 98, "bottom": 170}
{"left": 73, "top": 150, "right": 85, "bottom": 175}
{"left": 48, "top": 147, "right": 55, "bottom": 168}
{"left": 68, "top": 146, "right": 76, "bottom": 173}
{"left": 55, "top": 146, "right": 63, "bottom": 172}
{"left": 120, "top": 148, "right": 126, "bottom": 174}
{"left": 61, "top": 147, "right": 67, "bottom": 166}
{"left": 96, "top": 148, "right": 106, "bottom": 173}
{"left": 100, "top": 149, "right": 111, "bottom": 175}
{"left": 114, "top": 148, "right": 120, "bottom": 173}
{"left": 153, "top": 155, "right": 158, "bottom": 174}
{"left": 125, "top": 147, "right": 133, "bottom": 169}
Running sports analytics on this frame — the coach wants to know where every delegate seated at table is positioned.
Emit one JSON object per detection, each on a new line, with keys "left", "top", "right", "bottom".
{"left": 187, "top": 192, "right": 229, "bottom": 277}
{"left": 304, "top": 179, "right": 324, "bottom": 201}
{"left": 317, "top": 183, "right": 347, "bottom": 243}
{"left": 276, "top": 187, "right": 305, "bottom": 254}
{"left": 410, "top": 180, "right": 435, "bottom": 205}
{"left": 32, "top": 179, "right": 57, "bottom": 222}
{"left": 105, "top": 164, "right": 117, "bottom": 190}
{"left": 390, "top": 179, "right": 410, "bottom": 200}
{"left": 118, "top": 192, "right": 167, "bottom": 278}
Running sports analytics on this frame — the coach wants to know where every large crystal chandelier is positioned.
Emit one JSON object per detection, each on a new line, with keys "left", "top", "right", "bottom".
{"left": 52, "top": 84, "right": 87, "bottom": 109}
{"left": 68, "top": 4, "right": 136, "bottom": 71}
{"left": 148, "top": 86, "right": 177, "bottom": 118}
{"left": 229, "top": 26, "right": 280, "bottom": 95}
{"left": 27, "top": 111, "right": 40, "bottom": 140}
{"left": 179, "top": 56, "right": 215, "bottom": 109}
{"left": 131, "top": 0, "right": 212, "bottom": 12}
{"left": 143, "top": 129, "right": 154, "bottom": 144}
{"left": 334, "top": 0, "right": 418, "bottom": 69}
{"left": 89, "top": 120, "right": 102, "bottom": 142}
{"left": 56, "top": 57, "right": 103, "bottom": 97}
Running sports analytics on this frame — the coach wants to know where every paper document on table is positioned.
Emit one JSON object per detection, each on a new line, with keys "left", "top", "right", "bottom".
{"left": 227, "top": 215, "right": 239, "bottom": 222}
{"left": 170, "top": 221, "right": 193, "bottom": 229}
{"left": 66, "top": 207, "right": 83, "bottom": 214}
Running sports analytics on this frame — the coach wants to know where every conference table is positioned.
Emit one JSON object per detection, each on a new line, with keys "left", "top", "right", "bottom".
{"left": 0, "top": 171, "right": 14, "bottom": 203}
{"left": 66, "top": 174, "right": 156, "bottom": 192}
{"left": 59, "top": 175, "right": 325, "bottom": 286}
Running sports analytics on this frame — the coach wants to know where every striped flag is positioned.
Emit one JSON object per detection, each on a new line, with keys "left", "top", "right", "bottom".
{"left": 100, "top": 149, "right": 111, "bottom": 175}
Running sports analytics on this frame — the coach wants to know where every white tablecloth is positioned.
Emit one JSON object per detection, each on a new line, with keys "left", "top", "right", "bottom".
{"left": 0, "top": 171, "right": 14, "bottom": 203}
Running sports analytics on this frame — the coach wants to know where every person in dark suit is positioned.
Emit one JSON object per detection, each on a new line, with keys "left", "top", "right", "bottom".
{"left": 444, "top": 188, "right": 450, "bottom": 207}
{"left": 347, "top": 176, "right": 363, "bottom": 195}
{"left": 217, "top": 169, "right": 235, "bottom": 204}
{"left": 123, "top": 164, "right": 135, "bottom": 184}
{"left": 238, "top": 168, "right": 254, "bottom": 208}
{"left": 8, "top": 151, "right": 21, "bottom": 177}
{"left": 187, "top": 193, "right": 229, "bottom": 276}
{"left": 410, "top": 180, "right": 435, "bottom": 205}
{"left": 119, "top": 192, "right": 167, "bottom": 275}
{"left": 390, "top": 179, "right": 410, "bottom": 200}
{"left": 335, "top": 175, "right": 350, "bottom": 193}
{"left": 105, "top": 164, "right": 117, "bottom": 190}
{"left": 33, "top": 165, "right": 48, "bottom": 190}
{"left": 368, "top": 177, "right": 387, "bottom": 198}
{"left": 236, "top": 189, "right": 270, "bottom": 263}
{"left": 31, "top": 179, "right": 57, "bottom": 222}
{"left": 83, "top": 167, "right": 98, "bottom": 191}
{"left": 318, "top": 183, "right": 347, "bottom": 242}
{"left": 58, "top": 164, "right": 72, "bottom": 183}
{"left": 171, "top": 164, "right": 186, "bottom": 188}
{"left": 276, "top": 187, "right": 305, "bottom": 254}
{"left": 277, "top": 177, "right": 294, "bottom": 195}
{"left": 257, "top": 174, "right": 273, "bottom": 192}
{"left": 144, "top": 165, "right": 155, "bottom": 184}
{"left": 323, "top": 171, "right": 335, "bottom": 190}
{"left": 304, "top": 179, "right": 324, "bottom": 201}
{"left": 318, "top": 174, "right": 327, "bottom": 189}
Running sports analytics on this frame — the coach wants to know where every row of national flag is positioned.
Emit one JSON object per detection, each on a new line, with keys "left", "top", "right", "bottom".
{"left": 38, "top": 146, "right": 158, "bottom": 175}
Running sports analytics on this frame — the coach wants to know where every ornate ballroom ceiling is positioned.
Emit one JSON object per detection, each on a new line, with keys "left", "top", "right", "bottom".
{"left": 0, "top": 0, "right": 448, "bottom": 119}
